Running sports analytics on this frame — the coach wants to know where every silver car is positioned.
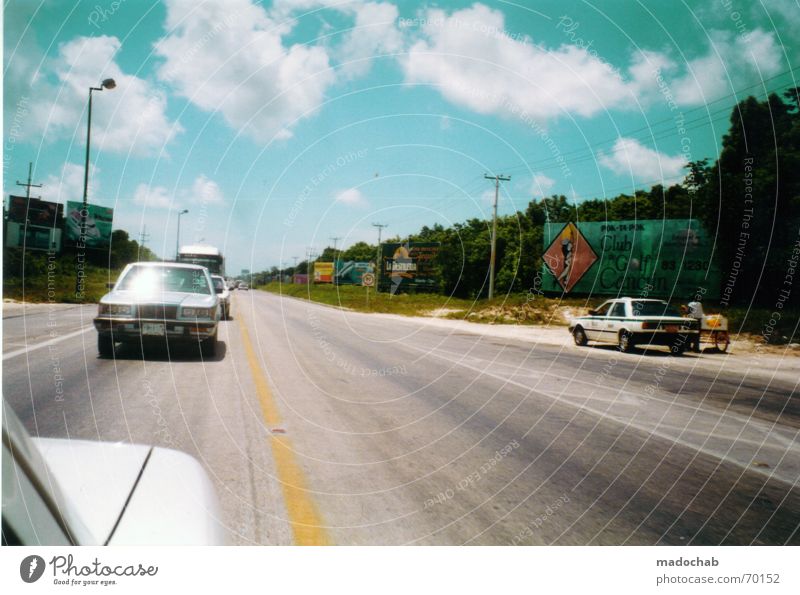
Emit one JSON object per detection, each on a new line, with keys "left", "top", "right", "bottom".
{"left": 211, "top": 274, "right": 231, "bottom": 320}
{"left": 94, "top": 262, "right": 220, "bottom": 357}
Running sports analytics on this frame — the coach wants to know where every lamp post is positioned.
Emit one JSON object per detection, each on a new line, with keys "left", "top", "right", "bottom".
{"left": 175, "top": 209, "right": 189, "bottom": 260}
{"left": 75, "top": 78, "right": 115, "bottom": 301}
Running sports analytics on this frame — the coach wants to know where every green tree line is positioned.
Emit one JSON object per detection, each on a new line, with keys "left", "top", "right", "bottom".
{"left": 263, "top": 90, "right": 800, "bottom": 306}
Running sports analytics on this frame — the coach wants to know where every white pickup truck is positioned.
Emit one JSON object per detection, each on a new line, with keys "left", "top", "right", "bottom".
{"left": 568, "top": 297, "right": 699, "bottom": 354}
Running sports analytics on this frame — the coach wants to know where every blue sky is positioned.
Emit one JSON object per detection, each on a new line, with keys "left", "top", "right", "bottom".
{"left": 4, "top": 0, "right": 799, "bottom": 274}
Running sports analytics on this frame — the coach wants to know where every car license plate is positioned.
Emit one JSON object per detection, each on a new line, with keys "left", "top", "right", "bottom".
{"left": 665, "top": 325, "right": 678, "bottom": 333}
{"left": 142, "top": 323, "right": 165, "bottom": 336}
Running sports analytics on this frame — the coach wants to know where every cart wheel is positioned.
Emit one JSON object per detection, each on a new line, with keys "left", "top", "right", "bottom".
{"left": 714, "top": 331, "right": 729, "bottom": 353}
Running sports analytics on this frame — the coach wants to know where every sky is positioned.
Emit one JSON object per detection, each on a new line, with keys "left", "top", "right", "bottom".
{"left": 3, "top": 0, "right": 799, "bottom": 275}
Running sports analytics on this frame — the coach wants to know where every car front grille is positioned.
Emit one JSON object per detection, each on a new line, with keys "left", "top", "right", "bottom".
{"left": 137, "top": 304, "right": 179, "bottom": 320}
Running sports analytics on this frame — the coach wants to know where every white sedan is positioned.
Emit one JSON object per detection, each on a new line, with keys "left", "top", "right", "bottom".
{"left": 568, "top": 297, "right": 699, "bottom": 354}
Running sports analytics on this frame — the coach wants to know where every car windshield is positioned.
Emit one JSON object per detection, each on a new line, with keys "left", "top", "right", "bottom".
{"left": 116, "top": 266, "right": 211, "bottom": 295}
{"left": 632, "top": 301, "right": 682, "bottom": 317}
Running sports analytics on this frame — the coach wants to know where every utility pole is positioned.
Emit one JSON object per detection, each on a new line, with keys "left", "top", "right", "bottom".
{"left": 138, "top": 225, "right": 150, "bottom": 248}
{"left": 138, "top": 225, "right": 150, "bottom": 259}
{"left": 329, "top": 236, "right": 342, "bottom": 259}
{"left": 372, "top": 223, "right": 387, "bottom": 288}
{"left": 484, "top": 173, "right": 511, "bottom": 300}
{"left": 16, "top": 162, "right": 42, "bottom": 199}
{"left": 305, "top": 247, "right": 318, "bottom": 285}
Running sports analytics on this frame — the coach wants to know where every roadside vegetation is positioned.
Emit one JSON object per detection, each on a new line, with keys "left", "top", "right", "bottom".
{"left": 3, "top": 230, "right": 155, "bottom": 303}
{"left": 254, "top": 90, "right": 799, "bottom": 345}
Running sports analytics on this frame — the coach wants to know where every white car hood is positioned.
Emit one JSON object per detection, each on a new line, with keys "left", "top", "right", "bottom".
{"left": 33, "top": 438, "right": 223, "bottom": 545}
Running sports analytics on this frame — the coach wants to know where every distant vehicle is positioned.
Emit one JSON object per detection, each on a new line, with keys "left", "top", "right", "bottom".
{"left": 2, "top": 403, "right": 224, "bottom": 545}
{"left": 177, "top": 244, "right": 224, "bottom": 276}
{"left": 211, "top": 274, "right": 231, "bottom": 320}
{"left": 94, "top": 262, "right": 220, "bottom": 357}
{"left": 568, "top": 297, "right": 699, "bottom": 354}
{"left": 238, "top": 283, "right": 249, "bottom": 291}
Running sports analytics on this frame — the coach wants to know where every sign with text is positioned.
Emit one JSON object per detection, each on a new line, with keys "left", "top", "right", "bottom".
{"left": 313, "top": 262, "right": 334, "bottom": 283}
{"left": 541, "top": 219, "right": 720, "bottom": 299}
{"left": 378, "top": 242, "right": 440, "bottom": 294}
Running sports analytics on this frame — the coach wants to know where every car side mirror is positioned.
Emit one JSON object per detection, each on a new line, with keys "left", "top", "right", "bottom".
{"left": 106, "top": 282, "right": 115, "bottom": 289}
{"left": 215, "top": 286, "right": 223, "bottom": 294}
{"left": 588, "top": 309, "right": 597, "bottom": 316}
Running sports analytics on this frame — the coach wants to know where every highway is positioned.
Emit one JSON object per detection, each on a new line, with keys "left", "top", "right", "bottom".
{"left": 3, "top": 291, "right": 799, "bottom": 545}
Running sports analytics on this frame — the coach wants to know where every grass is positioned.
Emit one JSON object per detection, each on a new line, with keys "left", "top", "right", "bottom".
{"left": 257, "top": 282, "right": 799, "bottom": 344}
{"left": 4, "top": 266, "right": 119, "bottom": 303}
{"left": 257, "top": 282, "right": 587, "bottom": 326}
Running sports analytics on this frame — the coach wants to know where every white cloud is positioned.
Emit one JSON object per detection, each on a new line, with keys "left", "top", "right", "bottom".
{"left": 39, "top": 163, "right": 98, "bottom": 204}
{"left": 334, "top": 187, "right": 366, "bottom": 206}
{"left": 26, "top": 36, "right": 180, "bottom": 156}
{"left": 598, "top": 137, "right": 687, "bottom": 182}
{"left": 671, "top": 29, "right": 783, "bottom": 106}
{"left": 401, "top": 4, "right": 641, "bottom": 123}
{"left": 191, "top": 175, "right": 225, "bottom": 205}
{"left": 337, "top": 2, "right": 403, "bottom": 78}
{"left": 155, "top": 0, "right": 337, "bottom": 142}
{"left": 132, "top": 174, "right": 226, "bottom": 210}
{"left": 531, "top": 173, "right": 555, "bottom": 196}
{"left": 133, "top": 183, "right": 174, "bottom": 210}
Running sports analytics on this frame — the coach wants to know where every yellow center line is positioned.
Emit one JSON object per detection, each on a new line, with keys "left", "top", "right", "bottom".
{"left": 234, "top": 294, "right": 330, "bottom": 545}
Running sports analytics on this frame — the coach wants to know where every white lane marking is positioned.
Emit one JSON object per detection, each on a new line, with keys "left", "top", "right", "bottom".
{"left": 3, "top": 326, "right": 93, "bottom": 360}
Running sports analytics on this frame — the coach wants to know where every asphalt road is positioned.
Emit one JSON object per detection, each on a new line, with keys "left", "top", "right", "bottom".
{"left": 3, "top": 291, "right": 799, "bottom": 545}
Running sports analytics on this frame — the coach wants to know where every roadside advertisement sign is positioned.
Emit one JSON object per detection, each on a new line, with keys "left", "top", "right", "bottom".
{"left": 7, "top": 195, "right": 63, "bottom": 226}
{"left": 541, "top": 219, "right": 721, "bottom": 298}
{"left": 64, "top": 201, "right": 114, "bottom": 248}
{"left": 313, "top": 262, "right": 334, "bottom": 283}
{"left": 378, "top": 242, "right": 440, "bottom": 294}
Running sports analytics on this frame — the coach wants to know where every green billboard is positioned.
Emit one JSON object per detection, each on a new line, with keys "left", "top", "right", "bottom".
{"left": 378, "top": 242, "right": 440, "bottom": 293}
{"left": 65, "top": 201, "right": 114, "bottom": 249}
{"left": 541, "top": 219, "right": 720, "bottom": 298}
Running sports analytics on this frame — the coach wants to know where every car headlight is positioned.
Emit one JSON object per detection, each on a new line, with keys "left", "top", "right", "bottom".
{"left": 98, "top": 304, "right": 132, "bottom": 315}
{"left": 182, "top": 307, "right": 215, "bottom": 319}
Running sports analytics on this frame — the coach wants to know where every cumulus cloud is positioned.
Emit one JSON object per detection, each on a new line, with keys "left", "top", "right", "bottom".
{"left": 401, "top": 4, "right": 643, "bottom": 123}
{"left": 531, "top": 173, "right": 555, "bottom": 196}
{"left": 39, "top": 163, "right": 98, "bottom": 204}
{"left": 133, "top": 183, "right": 173, "bottom": 210}
{"left": 598, "top": 137, "right": 687, "bottom": 182}
{"left": 133, "top": 175, "right": 225, "bottom": 210}
{"left": 334, "top": 187, "right": 366, "bottom": 206}
{"left": 337, "top": 2, "right": 403, "bottom": 78}
{"left": 24, "top": 36, "right": 179, "bottom": 156}
{"left": 155, "top": 0, "right": 336, "bottom": 142}
{"left": 191, "top": 174, "right": 225, "bottom": 205}
{"left": 670, "top": 28, "right": 783, "bottom": 106}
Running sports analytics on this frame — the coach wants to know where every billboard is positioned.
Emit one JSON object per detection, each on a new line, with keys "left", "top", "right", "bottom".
{"left": 541, "top": 219, "right": 720, "bottom": 299}
{"left": 7, "top": 195, "right": 63, "bottom": 226}
{"left": 313, "top": 262, "right": 334, "bottom": 283}
{"left": 64, "top": 201, "right": 114, "bottom": 248}
{"left": 334, "top": 261, "right": 373, "bottom": 285}
{"left": 378, "top": 242, "right": 441, "bottom": 293}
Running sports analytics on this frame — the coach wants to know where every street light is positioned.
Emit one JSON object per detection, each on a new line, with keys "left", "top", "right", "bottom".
{"left": 175, "top": 209, "right": 189, "bottom": 260}
{"left": 75, "top": 77, "right": 115, "bottom": 301}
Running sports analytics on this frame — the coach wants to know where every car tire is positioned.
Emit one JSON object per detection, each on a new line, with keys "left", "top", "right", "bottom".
{"left": 618, "top": 331, "right": 634, "bottom": 353}
{"left": 573, "top": 326, "right": 588, "bottom": 346}
{"left": 201, "top": 332, "right": 217, "bottom": 358}
{"left": 98, "top": 333, "right": 114, "bottom": 357}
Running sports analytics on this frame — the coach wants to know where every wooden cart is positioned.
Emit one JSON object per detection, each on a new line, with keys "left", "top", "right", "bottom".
{"left": 699, "top": 314, "right": 730, "bottom": 352}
